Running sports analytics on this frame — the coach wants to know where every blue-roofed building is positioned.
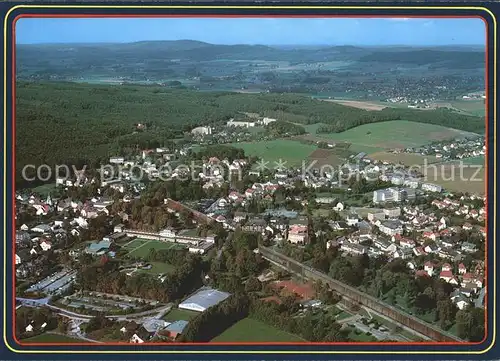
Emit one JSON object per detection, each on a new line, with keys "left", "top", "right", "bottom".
{"left": 179, "top": 287, "right": 231, "bottom": 312}
{"left": 85, "top": 240, "right": 111, "bottom": 255}
{"left": 162, "top": 320, "right": 189, "bottom": 339}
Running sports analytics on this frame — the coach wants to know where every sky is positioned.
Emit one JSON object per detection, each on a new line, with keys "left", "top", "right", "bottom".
{"left": 16, "top": 17, "right": 485, "bottom": 46}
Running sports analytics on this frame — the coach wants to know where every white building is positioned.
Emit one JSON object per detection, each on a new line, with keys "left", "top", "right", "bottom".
{"left": 191, "top": 126, "right": 212, "bottom": 135}
{"left": 179, "top": 287, "right": 231, "bottom": 312}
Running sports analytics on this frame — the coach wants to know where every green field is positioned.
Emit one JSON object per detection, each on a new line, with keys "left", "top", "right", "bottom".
{"left": 22, "top": 333, "right": 85, "bottom": 343}
{"left": 315, "top": 120, "right": 477, "bottom": 150}
{"left": 449, "top": 100, "right": 485, "bottom": 117}
{"left": 31, "top": 183, "right": 58, "bottom": 197}
{"left": 461, "top": 156, "right": 485, "bottom": 165}
{"left": 211, "top": 317, "right": 305, "bottom": 342}
{"left": 163, "top": 308, "right": 200, "bottom": 322}
{"left": 303, "top": 123, "right": 328, "bottom": 134}
{"left": 126, "top": 239, "right": 185, "bottom": 258}
{"left": 231, "top": 139, "right": 317, "bottom": 166}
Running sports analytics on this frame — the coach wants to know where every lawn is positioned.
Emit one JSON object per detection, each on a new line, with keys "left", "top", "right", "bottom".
{"left": 315, "top": 120, "right": 477, "bottom": 150}
{"left": 126, "top": 240, "right": 185, "bottom": 259}
{"left": 31, "top": 183, "right": 58, "bottom": 197}
{"left": 231, "top": 139, "right": 317, "bottom": 166}
{"left": 211, "top": 317, "right": 305, "bottom": 342}
{"left": 162, "top": 308, "right": 200, "bottom": 322}
{"left": 303, "top": 123, "right": 328, "bottom": 134}
{"left": 21, "top": 333, "right": 84, "bottom": 343}
{"left": 122, "top": 238, "right": 149, "bottom": 251}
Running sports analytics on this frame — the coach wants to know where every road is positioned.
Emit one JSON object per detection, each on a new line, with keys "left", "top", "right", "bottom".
{"left": 17, "top": 297, "right": 173, "bottom": 322}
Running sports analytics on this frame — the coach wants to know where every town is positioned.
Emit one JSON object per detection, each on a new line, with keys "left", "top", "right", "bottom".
{"left": 15, "top": 119, "right": 486, "bottom": 344}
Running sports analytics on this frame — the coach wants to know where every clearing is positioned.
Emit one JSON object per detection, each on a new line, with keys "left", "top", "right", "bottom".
{"left": 211, "top": 317, "right": 305, "bottom": 342}
{"left": 231, "top": 139, "right": 317, "bottom": 166}
{"left": 315, "top": 120, "right": 477, "bottom": 150}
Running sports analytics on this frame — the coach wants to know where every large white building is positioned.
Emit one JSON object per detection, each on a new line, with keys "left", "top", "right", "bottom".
{"left": 373, "top": 188, "right": 415, "bottom": 204}
{"left": 191, "top": 126, "right": 212, "bottom": 135}
{"left": 227, "top": 119, "right": 256, "bottom": 128}
{"left": 179, "top": 287, "right": 231, "bottom": 312}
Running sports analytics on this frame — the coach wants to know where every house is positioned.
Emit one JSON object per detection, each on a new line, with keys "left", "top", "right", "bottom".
{"left": 340, "top": 243, "right": 366, "bottom": 256}
{"left": 334, "top": 202, "right": 345, "bottom": 212}
{"left": 378, "top": 220, "right": 403, "bottom": 236}
{"left": 31, "top": 224, "right": 51, "bottom": 233}
{"left": 233, "top": 212, "right": 248, "bottom": 223}
{"left": 393, "top": 248, "right": 413, "bottom": 260}
{"left": 461, "top": 242, "right": 477, "bottom": 253}
{"left": 439, "top": 270, "right": 454, "bottom": 283}
{"left": 25, "top": 324, "right": 34, "bottom": 333}
{"left": 373, "top": 238, "right": 397, "bottom": 253}
{"left": 462, "top": 223, "right": 473, "bottom": 231}
{"left": 242, "top": 218, "right": 266, "bottom": 233}
{"left": 15, "top": 254, "right": 21, "bottom": 265}
{"left": 331, "top": 221, "right": 349, "bottom": 231}
{"left": 394, "top": 235, "right": 416, "bottom": 248}
{"left": 346, "top": 214, "right": 359, "bottom": 227}
{"left": 450, "top": 291, "right": 470, "bottom": 310}
{"left": 441, "top": 263, "right": 452, "bottom": 272}
{"left": 413, "top": 247, "right": 427, "bottom": 257}
{"left": 421, "top": 183, "right": 442, "bottom": 193}
{"left": 422, "top": 232, "right": 438, "bottom": 241}
{"left": 40, "top": 240, "right": 52, "bottom": 252}
{"left": 367, "top": 211, "right": 386, "bottom": 223}
{"left": 129, "top": 327, "right": 151, "bottom": 344}
{"left": 458, "top": 263, "right": 467, "bottom": 275}
{"left": 384, "top": 207, "right": 401, "bottom": 218}
{"left": 424, "top": 244, "right": 440, "bottom": 254}
{"left": 287, "top": 225, "right": 309, "bottom": 245}
{"left": 161, "top": 320, "right": 189, "bottom": 340}
{"left": 424, "top": 261, "right": 434, "bottom": 276}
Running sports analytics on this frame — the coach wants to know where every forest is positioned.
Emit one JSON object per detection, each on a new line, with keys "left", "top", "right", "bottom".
{"left": 16, "top": 81, "right": 484, "bottom": 184}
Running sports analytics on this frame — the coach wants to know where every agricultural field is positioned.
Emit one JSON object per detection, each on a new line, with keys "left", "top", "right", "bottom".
{"left": 231, "top": 139, "right": 317, "bottom": 166}
{"left": 433, "top": 99, "right": 485, "bottom": 117}
{"left": 211, "top": 317, "right": 305, "bottom": 342}
{"left": 321, "top": 99, "right": 388, "bottom": 111}
{"left": 368, "top": 151, "right": 440, "bottom": 166}
{"left": 461, "top": 156, "right": 486, "bottom": 166}
{"left": 21, "top": 333, "right": 84, "bottom": 343}
{"left": 162, "top": 308, "right": 200, "bottom": 322}
{"left": 424, "top": 163, "right": 486, "bottom": 195}
{"left": 315, "top": 121, "right": 478, "bottom": 150}
{"left": 307, "top": 148, "right": 345, "bottom": 168}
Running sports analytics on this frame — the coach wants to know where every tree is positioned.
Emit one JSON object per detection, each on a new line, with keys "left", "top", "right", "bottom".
{"left": 456, "top": 307, "right": 485, "bottom": 341}
{"left": 245, "top": 277, "right": 262, "bottom": 292}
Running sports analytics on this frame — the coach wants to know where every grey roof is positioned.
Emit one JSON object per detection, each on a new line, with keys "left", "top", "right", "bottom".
{"left": 165, "top": 320, "right": 189, "bottom": 334}
{"left": 179, "top": 287, "right": 231, "bottom": 311}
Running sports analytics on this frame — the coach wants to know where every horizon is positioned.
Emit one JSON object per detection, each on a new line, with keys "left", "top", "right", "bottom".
{"left": 16, "top": 18, "right": 486, "bottom": 46}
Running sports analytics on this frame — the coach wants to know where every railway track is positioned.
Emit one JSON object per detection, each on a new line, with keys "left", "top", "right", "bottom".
{"left": 258, "top": 245, "right": 462, "bottom": 342}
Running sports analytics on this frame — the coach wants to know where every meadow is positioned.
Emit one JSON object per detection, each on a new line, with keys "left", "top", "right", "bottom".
{"left": 211, "top": 317, "right": 305, "bottom": 342}
{"left": 231, "top": 139, "right": 317, "bottom": 166}
{"left": 368, "top": 151, "right": 440, "bottom": 166}
{"left": 314, "top": 120, "right": 478, "bottom": 150}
